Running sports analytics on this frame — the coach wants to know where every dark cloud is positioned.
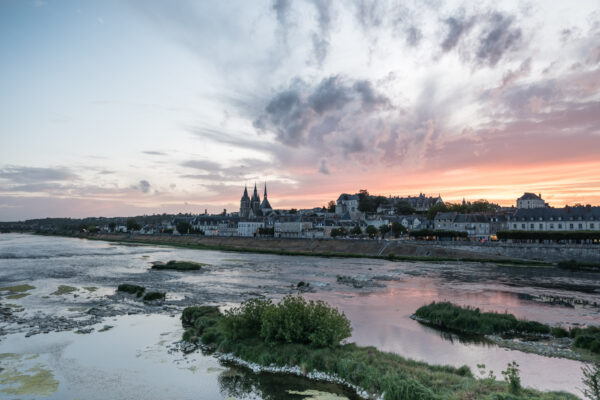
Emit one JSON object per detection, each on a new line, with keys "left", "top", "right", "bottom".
{"left": 143, "top": 150, "right": 167, "bottom": 156}
{"left": 255, "top": 75, "right": 392, "bottom": 149}
{"left": 476, "top": 13, "right": 522, "bottom": 66}
{"left": 138, "top": 180, "right": 151, "bottom": 194}
{"left": 318, "top": 159, "right": 330, "bottom": 175}
{"left": 308, "top": 76, "right": 352, "bottom": 113}
{"left": 272, "top": 0, "right": 291, "bottom": 26}
{"left": 353, "top": 0, "right": 385, "bottom": 30}
{"left": 342, "top": 137, "right": 365, "bottom": 154}
{"left": 181, "top": 159, "right": 223, "bottom": 171}
{"left": 441, "top": 16, "right": 475, "bottom": 52}
{"left": 405, "top": 26, "right": 422, "bottom": 47}
{"left": 309, "top": 0, "right": 333, "bottom": 65}
{"left": 0, "top": 166, "right": 77, "bottom": 184}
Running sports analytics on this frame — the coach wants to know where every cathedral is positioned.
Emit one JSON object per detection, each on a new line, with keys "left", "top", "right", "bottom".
{"left": 240, "top": 183, "right": 272, "bottom": 218}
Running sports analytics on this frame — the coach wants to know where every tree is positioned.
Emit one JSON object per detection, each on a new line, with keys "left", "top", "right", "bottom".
{"left": 391, "top": 222, "right": 406, "bottom": 238}
{"left": 379, "top": 224, "right": 390, "bottom": 238}
{"left": 126, "top": 218, "right": 141, "bottom": 231}
{"left": 108, "top": 222, "right": 116, "bottom": 232}
{"left": 327, "top": 200, "right": 336, "bottom": 213}
{"left": 427, "top": 202, "right": 449, "bottom": 219}
{"left": 330, "top": 227, "right": 347, "bottom": 238}
{"left": 176, "top": 221, "right": 191, "bottom": 234}
{"left": 394, "top": 200, "right": 415, "bottom": 215}
{"left": 365, "top": 225, "right": 378, "bottom": 238}
{"left": 582, "top": 362, "right": 600, "bottom": 400}
{"left": 350, "top": 225, "right": 362, "bottom": 235}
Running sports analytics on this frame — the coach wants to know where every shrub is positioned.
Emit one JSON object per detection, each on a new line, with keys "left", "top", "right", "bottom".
{"left": 117, "top": 284, "right": 145, "bottom": 297}
{"left": 551, "top": 327, "right": 570, "bottom": 338}
{"left": 582, "top": 362, "right": 600, "bottom": 400}
{"left": 143, "top": 291, "right": 165, "bottom": 301}
{"left": 220, "top": 295, "right": 352, "bottom": 348}
{"left": 571, "top": 327, "right": 600, "bottom": 354}
{"left": 501, "top": 361, "right": 521, "bottom": 395}
{"left": 182, "top": 305, "right": 221, "bottom": 326}
{"left": 152, "top": 260, "right": 205, "bottom": 271}
{"left": 414, "top": 302, "right": 550, "bottom": 336}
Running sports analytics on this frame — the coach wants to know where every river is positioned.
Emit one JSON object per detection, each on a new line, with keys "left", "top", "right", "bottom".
{"left": 1, "top": 233, "right": 598, "bottom": 399}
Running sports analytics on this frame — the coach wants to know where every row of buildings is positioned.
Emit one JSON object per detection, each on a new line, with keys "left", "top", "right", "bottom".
{"left": 129, "top": 189, "right": 599, "bottom": 241}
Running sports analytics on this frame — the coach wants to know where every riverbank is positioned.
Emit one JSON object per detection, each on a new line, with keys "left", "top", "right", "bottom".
{"left": 46, "top": 232, "right": 554, "bottom": 266}
{"left": 180, "top": 301, "right": 579, "bottom": 400}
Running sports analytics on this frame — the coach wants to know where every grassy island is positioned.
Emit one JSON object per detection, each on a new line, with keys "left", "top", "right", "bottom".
{"left": 415, "top": 302, "right": 600, "bottom": 356}
{"left": 181, "top": 296, "right": 577, "bottom": 400}
{"left": 151, "top": 260, "right": 207, "bottom": 271}
{"left": 117, "top": 284, "right": 145, "bottom": 297}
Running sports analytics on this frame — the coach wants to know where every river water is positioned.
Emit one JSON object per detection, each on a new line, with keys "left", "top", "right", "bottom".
{"left": 0, "top": 233, "right": 598, "bottom": 399}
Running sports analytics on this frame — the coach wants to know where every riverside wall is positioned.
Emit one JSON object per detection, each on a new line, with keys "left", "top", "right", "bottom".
{"left": 86, "top": 233, "right": 599, "bottom": 263}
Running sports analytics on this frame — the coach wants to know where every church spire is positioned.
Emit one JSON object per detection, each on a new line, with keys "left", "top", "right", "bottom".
{"left": 264, "top": 182, "right": 267, "bottom": 198}
{"left": 253, "top": 182, "right": 258, "bottom": 198}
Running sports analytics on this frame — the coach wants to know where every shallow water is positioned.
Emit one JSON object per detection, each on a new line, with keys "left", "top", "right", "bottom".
{"left": 1, "top": 233, "right": 599, "bottom": 397}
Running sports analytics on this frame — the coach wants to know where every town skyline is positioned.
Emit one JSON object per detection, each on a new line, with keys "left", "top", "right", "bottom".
{"left": 2, "top": 1, "right": 600, "bottom": 220}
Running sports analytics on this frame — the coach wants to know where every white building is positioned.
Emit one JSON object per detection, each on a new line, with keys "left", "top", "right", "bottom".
{"left": 516, "top": 193, "right": 547, "bottom": 209}
{"left": 335, "top": 194, "right": 360, "bottom": 216}
{"left": 274, "top": 221, "right": 313, "bottom": 238}
{"left": 507, "top": 206, "right": 600, "bottom": 231}
{"left": 237, "top": 221, "right": 264, "bottom": 237}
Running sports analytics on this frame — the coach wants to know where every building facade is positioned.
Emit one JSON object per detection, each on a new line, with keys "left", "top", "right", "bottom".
{"left": 516, "top": 193, "right": 547, "bottom": 209}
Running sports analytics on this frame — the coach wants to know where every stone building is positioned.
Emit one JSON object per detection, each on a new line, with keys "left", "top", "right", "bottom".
{"left": 516, "top": 193, "right": 547, "bottom": 209}
{"left": 240, "top": 183, "right": 272, "bottom": 219}
{"left": 507, "top": 206, "right": 600, "bottom": 231}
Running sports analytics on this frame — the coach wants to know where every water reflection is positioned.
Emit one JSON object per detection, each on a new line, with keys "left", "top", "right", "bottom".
{"left": 218, "top": 365, "right": 358, "bottom": 400}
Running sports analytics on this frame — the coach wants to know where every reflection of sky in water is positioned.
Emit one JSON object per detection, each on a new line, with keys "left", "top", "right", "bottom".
{"left": 1, "top": 233, "right": 599, "bottom": 395}
{"left": 0, "top": 315, "right": 357, "bottom": 400}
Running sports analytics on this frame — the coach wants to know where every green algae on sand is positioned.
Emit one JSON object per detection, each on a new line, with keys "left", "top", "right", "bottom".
{"left": 0, "top": 353, "right": 59, "bottom": 396}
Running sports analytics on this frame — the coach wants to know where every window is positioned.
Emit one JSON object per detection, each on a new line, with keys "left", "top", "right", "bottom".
{"left": 521, "top": 224, "right": 526, "bottom": 229}
{"left": 539, "top": 224, "right": 543, "bottom": 229}
{"left": 578, "top": 223, "right": 583, "bottom": 229}
{"left": 513, "top": 224, "right": 517, "bottom": 229}
{"left": 570, "top": 223, "right": 574, "bottom": 229}
{"left": 550, "top": 224, "right": 554, "bottom": 229}
{"left": 530, "top": 224, "right": 534, "bottom": 229}
{"left": 558, "top": 224, "right": 562, "bottom": 229}
{"left": 591, "top": 223, "right": 595, "bottom": 229}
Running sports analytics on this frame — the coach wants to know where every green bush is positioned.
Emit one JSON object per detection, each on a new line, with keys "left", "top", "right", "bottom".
{"left": 570, "top": 327, "right": 600, "bottom": 354}
{"left": 152, "top": 260, "right": 206, "bottom": 271}
{"left": 142, "top": 291, "right": 165, "bottom": 301}
{"left": 181, "top": 305, "right": 221, "bottom": 326}
{"left": 220, "top": 295, "right": 352, "bottom": 348}
{"left": 117, "top": 284, "right": 145, "bottom": 297}
{"left": 551, "top": 327, "right": 570, "bottom": 338}
{"left": 415, "top": 302, "right": 550, "bottom": 336}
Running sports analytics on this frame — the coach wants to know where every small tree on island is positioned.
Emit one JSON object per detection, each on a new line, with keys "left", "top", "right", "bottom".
{"left": 351, "top": 225, "right": 362, "bottom": 236}
{"left": 176, "top": 221, "right": 191, "bottom": 234}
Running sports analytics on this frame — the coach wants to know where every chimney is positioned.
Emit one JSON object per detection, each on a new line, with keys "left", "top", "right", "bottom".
{"left": 538, "top": 193, "right": 541, "bottom": 198}
{"left": 565, "top": 205, "right": 570, "bottom": 213}
{"left": 586, "top": 204, "right": 591, "bottom": 212}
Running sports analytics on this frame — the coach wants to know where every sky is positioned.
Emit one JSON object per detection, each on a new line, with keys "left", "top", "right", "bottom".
{"left": 1, "top": 0, "right": 600, "bottom": 220}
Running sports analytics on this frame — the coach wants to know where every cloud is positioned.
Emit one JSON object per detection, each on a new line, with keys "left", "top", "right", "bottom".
{"left": 0, "top": 166, "right": 77, "bottom": 184}
{"left": 255, "top": 75, "right": 392, "bottom": 149}
{"left": 476, "top": 13, "right": 522, "bottom": 66}
{"left": 309, "top": 0, "right": 334, "bottom": 65}
{"left": 318, "top": 159, "right": 330, "bottom": 175}
{"left": 441, "top": 15, "right": 475, "bottom": 52}
{"left": 143, "top": 150, "right": 167, "bottom": 156}
{"left": 405, "top": 26, "right": 422, "bottom": 47}
{"left": 181, "top": 159, "right": 222, "bottom": 171}
{"left": 138, "top": 180, "right": 151, "bottom": 193}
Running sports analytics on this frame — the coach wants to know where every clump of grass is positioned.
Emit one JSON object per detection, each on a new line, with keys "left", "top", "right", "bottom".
{"left": 117, "top": 284, "right": 145, "bottom": 298}
{"left": 414, "top": 301, "right": 550, "bottom": 336}
{"left": 181, "top": 299, "right": 577, "bottom": 400}
{"left": 151, "top": 260, "right": 207, "bottom": 271}
{"left": 142, "top": 291, "right": 165, "bottom": 302}
{"left": 51, "top": 285, "right": 77, "bottom": 296}
{"left": 0, "top": 284, "right": 35, "bottom": 293}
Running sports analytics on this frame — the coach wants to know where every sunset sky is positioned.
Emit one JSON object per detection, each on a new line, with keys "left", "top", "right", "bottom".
{"left": 1, "top": 0, "right": 600, "bottom": 220}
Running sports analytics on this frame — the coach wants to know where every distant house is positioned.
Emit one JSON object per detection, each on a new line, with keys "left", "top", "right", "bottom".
{"left": 394, "top": 193, "right": 443, "bottom": 212}
{"left": 335, "top": 194, "right": 360, "bottom": 216}
{"left": 238, "top": 221, "right": 264, "bottom": 237}
{"left": 274, "top": 221, "right": 313, "bottom": 238}
{"left": 516, "top": 193, "right": 547, "bottom": 209}
{"left": 507, "top": 206, "right": 600, "bottom": 231}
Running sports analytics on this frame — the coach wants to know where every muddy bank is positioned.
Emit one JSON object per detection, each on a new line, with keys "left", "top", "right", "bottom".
{"left": 80, "top": 233, "right": 523, "bottom": 262}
